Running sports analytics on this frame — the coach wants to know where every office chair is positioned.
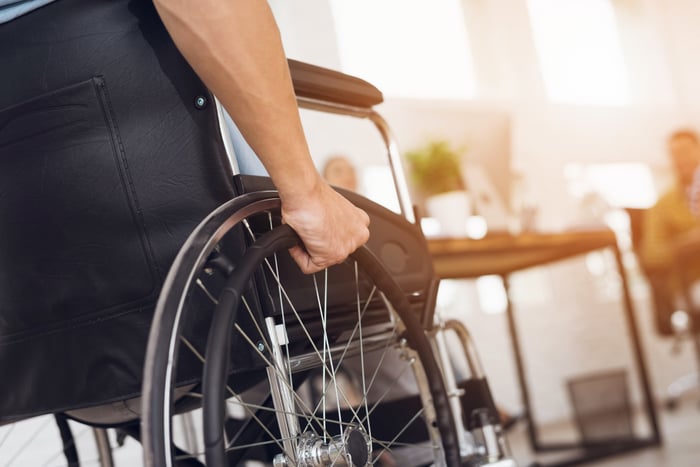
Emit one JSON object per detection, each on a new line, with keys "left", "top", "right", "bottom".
{"left": 625, "top": 207, "right": 700, "bottom": 408}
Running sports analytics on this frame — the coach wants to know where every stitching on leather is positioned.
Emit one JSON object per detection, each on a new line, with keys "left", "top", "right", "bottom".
{"left": 93, "top": 75, "right": 162, "bottom": 282}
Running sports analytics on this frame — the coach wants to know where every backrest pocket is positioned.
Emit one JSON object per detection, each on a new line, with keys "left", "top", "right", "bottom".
{"left": 0, "top": 76, "right": 157, "bottom": 342}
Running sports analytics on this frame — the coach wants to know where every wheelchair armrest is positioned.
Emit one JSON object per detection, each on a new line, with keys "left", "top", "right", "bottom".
{"left": 288, "top": 59, "right": 383, "bottom": 108}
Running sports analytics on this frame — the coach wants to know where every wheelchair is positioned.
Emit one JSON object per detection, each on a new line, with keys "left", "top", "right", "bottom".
{"left": 0, "top": 1, "right": 516, "bottom": 465}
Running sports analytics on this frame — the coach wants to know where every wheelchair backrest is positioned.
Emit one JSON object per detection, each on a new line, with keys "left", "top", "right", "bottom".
{"left": 0, "top": 0, "right": 235, "bottom": 421}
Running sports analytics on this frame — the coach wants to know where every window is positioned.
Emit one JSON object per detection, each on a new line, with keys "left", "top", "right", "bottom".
{"left": 527, "top": 0, "right": 629, "bottom": 106}
{"left": 476, "top": 275, "right": 508, "bottom": 314}
{"left": 564, "top": 163, "right": 657, "bottom": 209}
{"left": 330, "top": 0, "right": 476, "bottom": 99}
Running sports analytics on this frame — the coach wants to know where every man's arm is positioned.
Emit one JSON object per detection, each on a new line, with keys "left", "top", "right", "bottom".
{"left": 152, "top": 0, "right": 369, "bottom": 273}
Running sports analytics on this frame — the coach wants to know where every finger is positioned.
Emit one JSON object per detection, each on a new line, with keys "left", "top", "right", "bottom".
{"left": 358, "top": 224, "right": 370, "bottom": 246}
{"left": 288, "top": 245, "right": 325, "bottom": 275}
{"left": 360, "top": 207, "right": 371, "bottom": 227}
{"left": 288, "top": 246, "right": 311, "bottom": 273}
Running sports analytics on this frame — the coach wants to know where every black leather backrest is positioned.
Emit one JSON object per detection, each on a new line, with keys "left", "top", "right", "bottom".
{"left": 0, "top": 0, "right": 236, "bottom": 420}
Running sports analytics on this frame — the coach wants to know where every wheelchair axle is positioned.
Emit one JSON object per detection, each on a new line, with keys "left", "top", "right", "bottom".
{"left": 273, "top": 428, "right": 370, "bottom": 467}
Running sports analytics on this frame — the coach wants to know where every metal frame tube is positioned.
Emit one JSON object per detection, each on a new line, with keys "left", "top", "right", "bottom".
{"left": 265, "top": 317, "right": 300, "bottom": 463}
{"left": 297, "top": 96, "right": 416, "bottom": 223}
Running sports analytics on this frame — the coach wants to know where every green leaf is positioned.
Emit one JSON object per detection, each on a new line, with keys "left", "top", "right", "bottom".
{"left": 405, "top": 140, "right": 466, "bottom": 196}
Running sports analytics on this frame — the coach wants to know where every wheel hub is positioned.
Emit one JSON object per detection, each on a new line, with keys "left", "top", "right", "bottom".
{"left": 274, "top": 427, "right": 371, "bottom": 467}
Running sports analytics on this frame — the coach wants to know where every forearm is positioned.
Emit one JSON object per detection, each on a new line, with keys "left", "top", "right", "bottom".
{"left": 153, "top": 0, "right": 321, "bottom": 203}
{"left": 153, "top": 0, "right": 370, "bottom": 274}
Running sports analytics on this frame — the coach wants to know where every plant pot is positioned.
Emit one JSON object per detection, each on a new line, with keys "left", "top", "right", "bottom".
{"left": 425, "top": 190, "right": 471, "bottom": 237}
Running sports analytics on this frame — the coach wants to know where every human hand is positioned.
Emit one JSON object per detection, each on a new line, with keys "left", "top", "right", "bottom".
{"left": 280, "top": 179, "right": 370, "bottom": 274}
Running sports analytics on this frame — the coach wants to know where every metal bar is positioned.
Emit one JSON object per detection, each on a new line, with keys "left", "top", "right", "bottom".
{"left": 366, "top": 110, "right": 416, "bottom": 223}
{"left": 265, "top": 317, "right": 300, "bottom": 463}
{"left": 500, "top": 274, "right": 540, "bottom": 451}
{"left": 93, "top": 428, "right": 115, "bottom": 467}
{"left": 402, "top": 342, "right": 450, "bottom": 467}
{"left": 214, "top": 98, "right": 240, "bottom": 175}
{"left": 296, "top": 96, "right": 416, "bottom": 223}
{"left": 432, "top": 326, "right": 477, "bottom": 459}
{"left": 611, "top": 244, "right": 662, "bottom": 445}
{"left": 443, "top": 319, "right": 485, "bottom": 379}
{"left": 286, "top": 330, "right": 395, "bottom": 373}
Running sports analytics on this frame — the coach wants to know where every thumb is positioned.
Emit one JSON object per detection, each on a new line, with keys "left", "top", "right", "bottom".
{"left": 288, "top": 245, "right": 323, "bottom": 275}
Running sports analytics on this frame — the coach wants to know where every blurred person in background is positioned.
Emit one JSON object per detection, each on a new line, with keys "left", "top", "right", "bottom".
{"left": 323, "top": 154, "right": 359, "bottom": 192}
{"left": 640, "top": 129, "right": 700, "bottom": 304}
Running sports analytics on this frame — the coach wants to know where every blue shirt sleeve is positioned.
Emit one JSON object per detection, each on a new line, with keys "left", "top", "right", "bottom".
{"left": 0, "top": 0, "right": 55, "bottom": 24}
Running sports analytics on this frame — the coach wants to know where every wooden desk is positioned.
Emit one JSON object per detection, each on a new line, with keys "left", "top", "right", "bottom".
{"left": 428, "top": 230, "right": 617, "bottom": 279}
{"left": 428, "top": 229, "right": 662, "bottom": 466}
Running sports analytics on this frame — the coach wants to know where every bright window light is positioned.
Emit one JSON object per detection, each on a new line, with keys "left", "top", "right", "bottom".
{"left": 565, "top": 163, "right": 657, "bottom": 208}
{"left": 361, "top": 165, "right": 401, "bottom": 213}
{"left": 330, "top": 0, "right": 476, "bottom": 99}
{"left": 476, "top": 275, "right": 508, "bottom": 314}
{"left": 527, "top": 0, "right": 629, "bottom": 106}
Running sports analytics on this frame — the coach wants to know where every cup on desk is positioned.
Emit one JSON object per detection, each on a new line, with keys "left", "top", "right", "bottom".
{"left": 507, "top": 203, "right": 538, "bottom": 235}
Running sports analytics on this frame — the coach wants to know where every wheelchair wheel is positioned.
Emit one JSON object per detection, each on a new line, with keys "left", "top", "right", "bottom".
{"left": 0, "top": 414, "right": 113, "bottom": 466}
{"left": 142, "top": 192, "right": 459, "bottom": 466}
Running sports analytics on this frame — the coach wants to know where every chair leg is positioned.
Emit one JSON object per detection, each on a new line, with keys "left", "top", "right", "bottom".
{"left": 665, "top": 321, "right": 700, "bottom": 409}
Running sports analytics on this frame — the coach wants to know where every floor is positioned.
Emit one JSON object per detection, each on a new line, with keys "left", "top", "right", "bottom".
{"left": 3, "top": 399, "right": 698, "bottom": 466}
{"left": 103, "top": 403, "right": 700, "bottom": 466}
{"left": 506, "top": 400, "right": 700, "bottom": 467}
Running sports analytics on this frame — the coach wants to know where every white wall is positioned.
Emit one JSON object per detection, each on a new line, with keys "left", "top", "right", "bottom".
{"left": 270, "top": 0, "right": 700, "bottom": 424}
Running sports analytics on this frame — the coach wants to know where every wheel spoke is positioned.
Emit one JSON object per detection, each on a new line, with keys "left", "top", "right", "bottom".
{"left": 300, "top": 282, "right": 388, "bottom": 435}
{"left": 372, "top": 407, "right": 426, "bottom": 461}
{"left": 233, "top": 323, "right": 332, "bottom": 440}
{"left": 360, "top": 362, "right": 415, "bottom": 427}
{"left": 354, "top": 260, "right": 371, "bottom": 443}
{"left": 196, "top": 278, "right": 219, "bottom": 305}
{"left": 312, "top": 270, "right": 345, "bottom": 443}
{"left": 178, "top": 335, "right": 295, "bottom": 459}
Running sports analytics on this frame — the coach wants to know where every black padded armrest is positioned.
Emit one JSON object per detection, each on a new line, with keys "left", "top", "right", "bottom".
{"left": 288, "top": 59, "right": 383, "bottom": 108}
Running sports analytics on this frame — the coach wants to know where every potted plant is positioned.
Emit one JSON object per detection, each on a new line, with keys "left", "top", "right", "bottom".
{"left": 406, "top": 140, "right": 470, "bottom": 236}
